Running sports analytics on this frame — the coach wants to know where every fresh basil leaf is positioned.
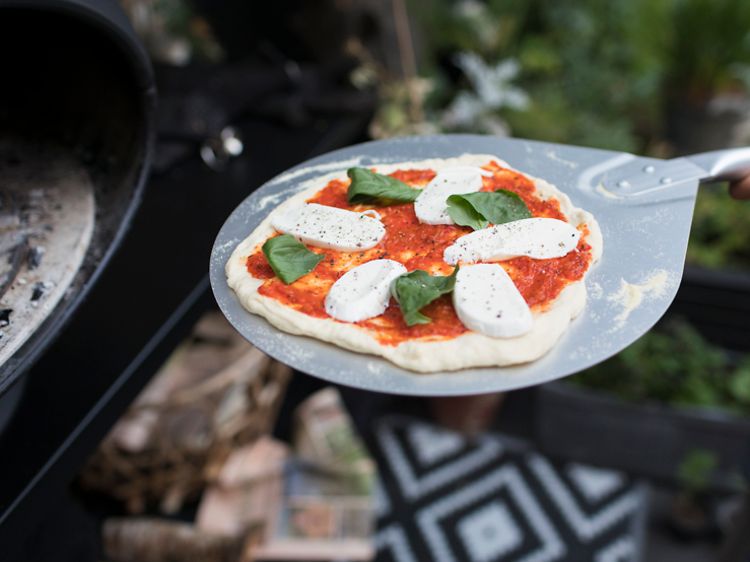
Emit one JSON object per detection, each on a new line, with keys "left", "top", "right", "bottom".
{"left": 392, "top": 267, "right": 459, "bottom": 326}
{"left": 262, "top": 234, "right": 324, "bottom": 284}
{"left": 445, "top": 195, "right": 489, "bottom": 230}
{"left": 347, "top": 167, "right": 419, "bottom": 204}
{"left": 447, "top": 190, "right": 531, "bottom": 230}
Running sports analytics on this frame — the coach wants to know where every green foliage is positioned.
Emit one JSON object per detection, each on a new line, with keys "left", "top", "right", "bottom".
{"left": 677, "top": 449, "right": 718, "bottom": 496}
{"left": 687, "top": 184, "right": 750, "bottom": 270}
{"left": 730, "top": 363, "right": 750, "bottom": 403}
{"left": 665, "top": 0, "right": 750, "bottom": 99}
{"left": 570, "top": 319, "right": 750, "bottom": 415}
{"left": 409, "top": 0, "right": 530, "bottom": 63}
{"left": 139, "top": 0, "right": 224, "bottom": 63}
{"left": 409, "top": 0, "right": 670, "bottom": 151}
{"left": 408, "top": 0, "right": 750, "bottom": 148}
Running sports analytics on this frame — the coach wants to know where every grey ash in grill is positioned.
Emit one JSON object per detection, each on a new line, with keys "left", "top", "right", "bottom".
{"left": 0, "top": 139, "right": 95, "bottom": 368}
{"left": 0, "top": 190, "right": 50, "bottom": 303}
{"left": 30, "top": 282, "right": 46, "bottom": 302}
{"left": 27, "top": 246, "right": 44, "bottom": 269}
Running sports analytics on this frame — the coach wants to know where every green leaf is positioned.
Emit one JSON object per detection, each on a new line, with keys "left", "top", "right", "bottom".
{"left": 392, "top": 267, "right": 458, "bottom": 326}
{"left": 677, "top": 449, "right": 718, "bottom": 495}
{"left": 447, "top": 190, "right": 531, "bottom": 230}
{"left": 262, "top": 234, "right": 324, "bottom": 284}
{"left": 445, "top": 195, "right": 489, "bottom": 230}
{"left": 347, "top": 167, "right": 420, "bottom": 204}
{"left": 729, "top": 364, "right": 750, "bottom": 404}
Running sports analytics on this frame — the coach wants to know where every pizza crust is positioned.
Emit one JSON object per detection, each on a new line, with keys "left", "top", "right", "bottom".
{"left": 226, "top": 154, "right": 603, "bottom": 373}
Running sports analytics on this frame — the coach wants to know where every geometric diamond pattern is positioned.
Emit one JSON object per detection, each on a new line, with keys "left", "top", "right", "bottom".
{"left": 594, "top": 537, "right": 635, "bottom": 562}
{"left": 408, "top": 423, "right": 466, "bottom": 467}
{"left": 529, "top": 456, "right": 643, "bottom": 542}
{"left": 368, "top": 415, "right": 647, "bottom": 562}
{"left": 567, "top": 464, "right": 625, "bottom": 504}
{"left": 376, "top": 416, "right": 503, "bottom": 501}
{"left": 417, "top": 465, "right": 565, "bottom": 562}
{"left": 376, "top": 524, "right": 418, "bottom": 562}
{"left": 458, "top": 501, "right": 523, "bottom": 562}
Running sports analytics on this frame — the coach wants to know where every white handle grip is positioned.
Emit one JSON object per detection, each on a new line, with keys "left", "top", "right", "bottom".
{"left": 686, "top": 147, "right": 750, "bottom": 183}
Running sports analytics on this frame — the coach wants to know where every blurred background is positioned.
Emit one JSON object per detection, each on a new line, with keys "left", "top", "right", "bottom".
{"left": 2, "top": 0, "right": 750, "bottom": 561}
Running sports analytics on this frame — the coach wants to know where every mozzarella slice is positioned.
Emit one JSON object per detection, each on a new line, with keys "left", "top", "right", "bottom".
{"left": 272, "top": 203, "right": 385, "bottom": 251}
{"left": 414, "top": 166, "right": 492, "bottom": 225}
{"left": 325, "top": 259, "right": 407, "bottom": 322}
{"left": 453, "top": 264, "right": 532, "bottom": 337}
{"left": 444, "top": 217, "right": 580, "bottom": 265}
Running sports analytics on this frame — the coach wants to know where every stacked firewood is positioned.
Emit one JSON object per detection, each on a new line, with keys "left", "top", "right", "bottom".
{"left": 79, "top": 312, "right": 375, "bottom": 562}
{"left": 81, "top": 312, "right": 290, "bottom": 514}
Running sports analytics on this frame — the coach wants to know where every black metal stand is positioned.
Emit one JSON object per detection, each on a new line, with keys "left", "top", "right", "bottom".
{"left": 717, "top": 491, "right": 750, "bottom": 562}
{"left": 0, "top": 104, "right": 372, "bottom": 560}
{"left": 717, "top": 447, "right": 750, "bottom": 562}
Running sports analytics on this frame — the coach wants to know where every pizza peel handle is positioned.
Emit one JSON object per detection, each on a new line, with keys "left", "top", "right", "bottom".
{"left": 689, "top": 147, "right": 750, "bottom": 182}
{"left": 595, "top": 146, "right": 750, "bottom": 200}
{"left": 210, "top": 135, "right": 725, "bottom": 396}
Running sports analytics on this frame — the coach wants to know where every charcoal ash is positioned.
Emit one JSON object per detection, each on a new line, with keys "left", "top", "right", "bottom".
{"left": 27, "top": 246, "right": 44, "bottom": 269}
{"left": 30, "top": 282, "right": 46, "bottom": 302}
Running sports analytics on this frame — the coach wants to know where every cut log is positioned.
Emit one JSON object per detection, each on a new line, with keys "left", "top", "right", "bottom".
{"left": 103, "top": 518, "right": 243, "bottom": 562}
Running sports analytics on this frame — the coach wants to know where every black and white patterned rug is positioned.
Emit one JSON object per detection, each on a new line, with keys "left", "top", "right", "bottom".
{"left": 367, "top": 415, "right": 647, "bottom": 562}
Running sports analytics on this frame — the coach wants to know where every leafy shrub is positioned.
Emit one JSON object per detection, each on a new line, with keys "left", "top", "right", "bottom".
{"left": 569, "top": 319, "right": 750, "bottom": 415}
{"left": 688, "top": 185, "right": 750, "bottom": 270}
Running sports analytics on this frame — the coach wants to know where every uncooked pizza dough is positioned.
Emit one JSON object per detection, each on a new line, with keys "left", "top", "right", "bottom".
{"left": 226, "top": 154, "right": 602, "bottom": 372}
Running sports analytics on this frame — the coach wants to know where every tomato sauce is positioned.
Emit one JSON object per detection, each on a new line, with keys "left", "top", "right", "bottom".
{"left": 245, "top": 160, "right": 593, "bottom": 345}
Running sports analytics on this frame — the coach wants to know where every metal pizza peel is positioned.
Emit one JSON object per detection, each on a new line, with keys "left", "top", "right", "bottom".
{"left": 210, "top": 134, "right": 750, "bottom": 396}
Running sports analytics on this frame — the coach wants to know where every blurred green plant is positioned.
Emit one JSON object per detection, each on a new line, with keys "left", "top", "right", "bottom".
{"left": 403, "top": 0, "right": 750, "bottom": 146}
{"left": 369, "top": 78, "right": 439, "bottom": 139}
{"left": 688, "top": 185, "right": 750, "bottom": 270}
{"left": 122, "top": 0, "right": 224, "bottom": 64}
{"left": 677, "top": 449, "right": 718, "bottom": 498}
{"left": 410, "top": 0, "right": 529, "bottom": 62}
{"left": 407, "top": 0, "right": 671, "bottom": 152}
{"left": 569, "top": 318, "right": 750, "bottom": 415}
{"left": 439, "top": 53, "right": 529, "bottom": 134}
{"left": 663, "top": 0, "right": 750, "bottom": 102}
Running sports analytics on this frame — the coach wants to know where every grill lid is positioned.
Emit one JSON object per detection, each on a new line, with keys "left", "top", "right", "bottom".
{"left": 0, "top": 0, "right": 155, "bottom": 397}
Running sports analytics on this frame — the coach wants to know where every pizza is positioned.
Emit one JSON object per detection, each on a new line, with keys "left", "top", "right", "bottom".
{"left": 226, "top": 154, "right": 602, "bottom": 372}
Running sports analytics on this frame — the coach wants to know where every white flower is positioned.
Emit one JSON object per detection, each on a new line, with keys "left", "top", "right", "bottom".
{"left": 454, "top": 52, "right": 530, "bottom": 111}
{"left": 438, "top": 52, "right": 529, "bottom": 134}
{"left": 453, "top": 0, "right": 486, "bottom": 20}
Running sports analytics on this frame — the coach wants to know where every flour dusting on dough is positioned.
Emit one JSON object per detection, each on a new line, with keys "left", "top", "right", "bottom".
{"left": 276, "top": 335, "right": 314, "bottom": 362}
{"left": 545, "top": 149, "right": 579, "bottom": 169}
{"left": 608, "top": 269, "right": 670, "bottom": 329}
{"left": 588, "top": 281, "right": 604, "bottom": 300}
{"left": 256, "top": 188, "right": 301, "bottom": 211}
{"left": 268, "top": 157, "right": 365, "bottom": 187}
{"left": 367, "top": 361, "right": 385, "bottom": 375}
{"left": 215, "top": 237, "right": 240, "bottom": 253}
{"left": 256, "top": 157, "right": 374, "bottom": 211}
